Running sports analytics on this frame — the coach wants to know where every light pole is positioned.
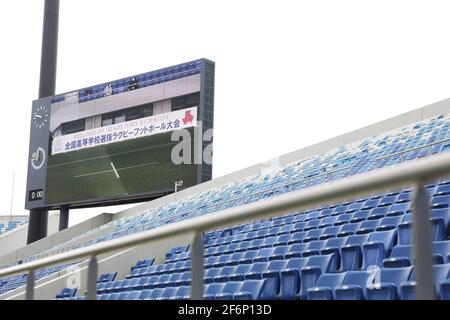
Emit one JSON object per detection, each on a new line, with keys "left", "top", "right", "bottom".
{"left": 174, "top": 180, "right": 184, "bottom": 193}
{"left": 27, "top": 0, "right": 60, "bottom": 244}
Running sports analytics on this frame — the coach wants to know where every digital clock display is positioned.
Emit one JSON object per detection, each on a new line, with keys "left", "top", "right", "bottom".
{"left": 28, "top": 189, "right": 44, "bottom": 201}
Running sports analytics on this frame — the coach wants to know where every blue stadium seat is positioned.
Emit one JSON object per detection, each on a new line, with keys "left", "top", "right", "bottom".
{"left": 261, "top": 260, "right": 289, "bottom": 297}
{"left": 340, "top": 234, "right": 371, "bottom": 271}
{"left": 338, "top": 223, "right": 361, "bottom": 237}
{"left": 358, "top": 220, "right": 382, "bottom": 234}
{"left": 400, "top": 264, "right": 450, "bottom": 300}
{"left": 245, "top": 262, "right": 269, "bottom": 280}
{"left": 307, "top": 273, "right": 347, "bottom": 300}
{"left": 215, "top": 282, "right": 243, "bottom": 300}
{"left": 234, "top": 279, "right": 270, "bottom": 300}
{"left": 174, "top": 286, "right": 191, "bottom": 300}
{"left": 285, "top": 243, "right": 307, "bottom": 259}
{"left": 229, "top": 264, "right": 252, "bottom": 281}
{"left": 320, "top": 226, "right": 343, "bottom": 240}
{"left": 239, "top": 250, "right": 259, "bottom": 264}
{"left": 288, "top": 231, "right": 307, "bottom": 244}
{"left": 269, "top": 245, "right": 290, "bottom": 260}
{"left": 204, "top": 283, "right": 225, "bottom": 300}
{"left": 273, "top": 234, "right": 291, "bottom": 247}
{"left": 299, "top": 254, "right": 337, "bottom": 299}
{"left": 279, "top": 258, "right": 309, "bottom": 300}
{"left": 335, "top": 270, "right": 374, "bottom": 300}
{"left": 204, "top": 268, "right": 220, "bottom": 284}
{"left": 156, "top": 287, "right": 179, "bottom": 300}
{"left": 302, "top": 240, "right": 326, "bottom": 257}
{"left": 362, "top": 229, "right": 397, "bottom": 269}
{"left": 214, "top": 266, "right": 236, "bottom": 283}
{"left": 366, "top": 267, "right": 413, "bottom": 300}
{"left": 303, "top": 229, "right": 324, "bottom": 243}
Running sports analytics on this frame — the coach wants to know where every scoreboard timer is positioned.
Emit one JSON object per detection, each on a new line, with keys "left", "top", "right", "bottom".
{"left": 28, "top": 189, "right": 44, "bottom": 202}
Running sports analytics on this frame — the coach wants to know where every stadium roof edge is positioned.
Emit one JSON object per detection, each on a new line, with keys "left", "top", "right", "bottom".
{"left": 113, "top": 97, "right": 450, "bottom": 220}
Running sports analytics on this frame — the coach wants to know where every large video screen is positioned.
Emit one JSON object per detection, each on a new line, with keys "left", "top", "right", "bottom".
{"left": 25, "top": 59, "right": 215, "bottom": 209}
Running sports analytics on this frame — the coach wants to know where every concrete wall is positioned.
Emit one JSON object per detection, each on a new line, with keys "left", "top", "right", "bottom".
{"left": 0, "top": 216, "right": 28, "bottom": 223}
{"left": 153, "top": 99, "right": 172, "bottom": 115}
{"left": 2, "top": 231, "right": 193, "bottom": 300}
{"left": 0, "top": 213, "right": 113, "bottom": 267}
{"left": 0, "top": 213, "right": 58, "bottom": 261}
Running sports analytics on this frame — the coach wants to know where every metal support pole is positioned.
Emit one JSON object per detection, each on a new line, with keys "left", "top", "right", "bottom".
{"left": 27, "top": 0, "right": 60, "bottom": 244}
{"left": 59, "top": 206, "right": 69, "bottom": 231}
{"left": 86, "top": 256, "right": 98, "bottom": 300}
{"left": 412, "top": 183, "right": 435, "bottom": 300}
{"left": 25, "top": 270, "right": 35, "bottom": 300}
{"left": 190, "top": 232, "right": 204, "bottom": 300}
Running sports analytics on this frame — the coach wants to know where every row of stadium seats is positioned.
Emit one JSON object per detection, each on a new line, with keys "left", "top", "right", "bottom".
{"left": 2, "top": 113, "right": 449, "bottom": 298}
{"left": 58, "top": 174, "right": 449, "bottom": 300}
{"left": 58, "top": 240, "right": 450, "bottom": 300}
{"left": 0, "top": 221, "right": 27, "bottom": 236}
{"left": 77, "top": 60, "right": 203, "bottom": 103}
{"left": 0, "top": 263, "right": 76, "bottom": 296}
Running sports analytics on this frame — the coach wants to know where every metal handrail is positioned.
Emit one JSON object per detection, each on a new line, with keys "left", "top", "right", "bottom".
{"left": 33, "top": 138, "right": 450, "bottom": 258}
{"left": 2, "top": 152, "right": 450, "bottom": 300}
{"left": 375, "top": 137, "right": 450, "bottom": 161}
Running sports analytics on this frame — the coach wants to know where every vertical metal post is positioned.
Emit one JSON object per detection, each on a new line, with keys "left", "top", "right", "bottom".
{"left": 191, "top": 232, "right": 204, "bottom": 300}
{"left": 86, "top": 256, "right": 98, "bottom": 300}
{"left": 25, "top": 270, "right": 35, "bottom": 300}
{"left": 59, "top": 206, "right": 69, "bottom": 231}
{"left": 27, "top": 0, "right": 60, "bottom": 244}
{"left": 38, "top": 0, "right": 59, "bottom": 98}
{"left": 412, "top": 183, "right": 435, "bottom": 300}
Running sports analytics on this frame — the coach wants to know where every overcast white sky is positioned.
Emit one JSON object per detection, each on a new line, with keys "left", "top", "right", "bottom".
{"left": 0, "top": 0, "right": 449, "bottom": 226}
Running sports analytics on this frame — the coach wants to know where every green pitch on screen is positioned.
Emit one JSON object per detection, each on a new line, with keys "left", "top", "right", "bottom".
{"left": 45, "top": 128, "right": 197, "bottom": 205}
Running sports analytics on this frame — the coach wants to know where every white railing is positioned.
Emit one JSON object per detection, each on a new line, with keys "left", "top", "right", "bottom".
{"left": 1, "top": 152, "right": 450, "bottom": 300}
{"left": 32, "top": 138, "right": 450, "bottom": 259}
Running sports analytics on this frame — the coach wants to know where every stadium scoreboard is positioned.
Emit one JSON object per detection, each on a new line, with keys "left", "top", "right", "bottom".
{"left": 25, "top": 59, "right": 215, "bottom": 210}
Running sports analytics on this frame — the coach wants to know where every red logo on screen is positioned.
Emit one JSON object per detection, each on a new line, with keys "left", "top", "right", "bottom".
{"left": 182, "top": 110, "right": 194, "bottom": 124}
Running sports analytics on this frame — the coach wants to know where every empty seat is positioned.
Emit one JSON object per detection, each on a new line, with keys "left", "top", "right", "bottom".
{"left": 319, "top": 226, "right": 343, "bottom": 240}
{"left": 229, "top": 264, "right": 252, "bottom": 281}
{"left": 214, "top": 266, "right": 236, "bottom": 283}
{"left": 288, "top": 231, "right": 307, "bottom": 244}
{"left": 245, "top": 262, "right": 269, "bottom": 280}
{"left": 366, "top": 267, "right": 413, "bottom": 300}
{"left": 273, "top": 234, "right": 291, "bottom": 247}
{"left": 303, "top": 240, "right": 326, "bottom": 257}
{"left": 303, "top": 229, "right": 324, "bottom": 243}
{"left": 338, "top": 223, "right": 361, "bottom": 237}
{"left": 299, "top": 254, "right": 337, "bottom": 299}
{"left": 157, "top": 287, "right": 179, "bottom": 300}
{"left": 215, "top": 282, "right": 243, "bottom": 300}
{"left": 234, "top": 279, "right": 271, "bottom": 300}
{"left": 285, "top": 243, "right": 307, "bottom": 259}
{"left": 340, "top": 234, "right": 371, "bottom": 271}
{"left": 335, "top": 271, "right": 374, "bottom": 300}
{"left": 401, "top": 264, "right": 450, "bottom": 299}
{"left": 350, "top": 211, "right": 370, "bottom": 223}
{"left": 358, "top": 219, "right": 382, "bottom": 234}
{"left": 261, "top": 260, "right": 289, "bottom": 297}
{"left": 239, "top": 250, "right": 259, "bottom": 264}
{"left": 279, "top": 258, "right": 309, "bottom": 300}
{"left": 204, "top": 283, "right": 225, "bottom": 300}
{"left": 307, "top": 273, "right": 347, "bottom": 300}
{"left": 362, "top": 229, "right": 397, "bottom": 269}
{"left": 204, "top": 268, "right": 221, "bottom": 284}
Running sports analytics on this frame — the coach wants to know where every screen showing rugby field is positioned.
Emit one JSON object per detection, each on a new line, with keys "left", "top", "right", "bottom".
{"left": 25, "top": 59, "right": 215, "bottom": 209}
